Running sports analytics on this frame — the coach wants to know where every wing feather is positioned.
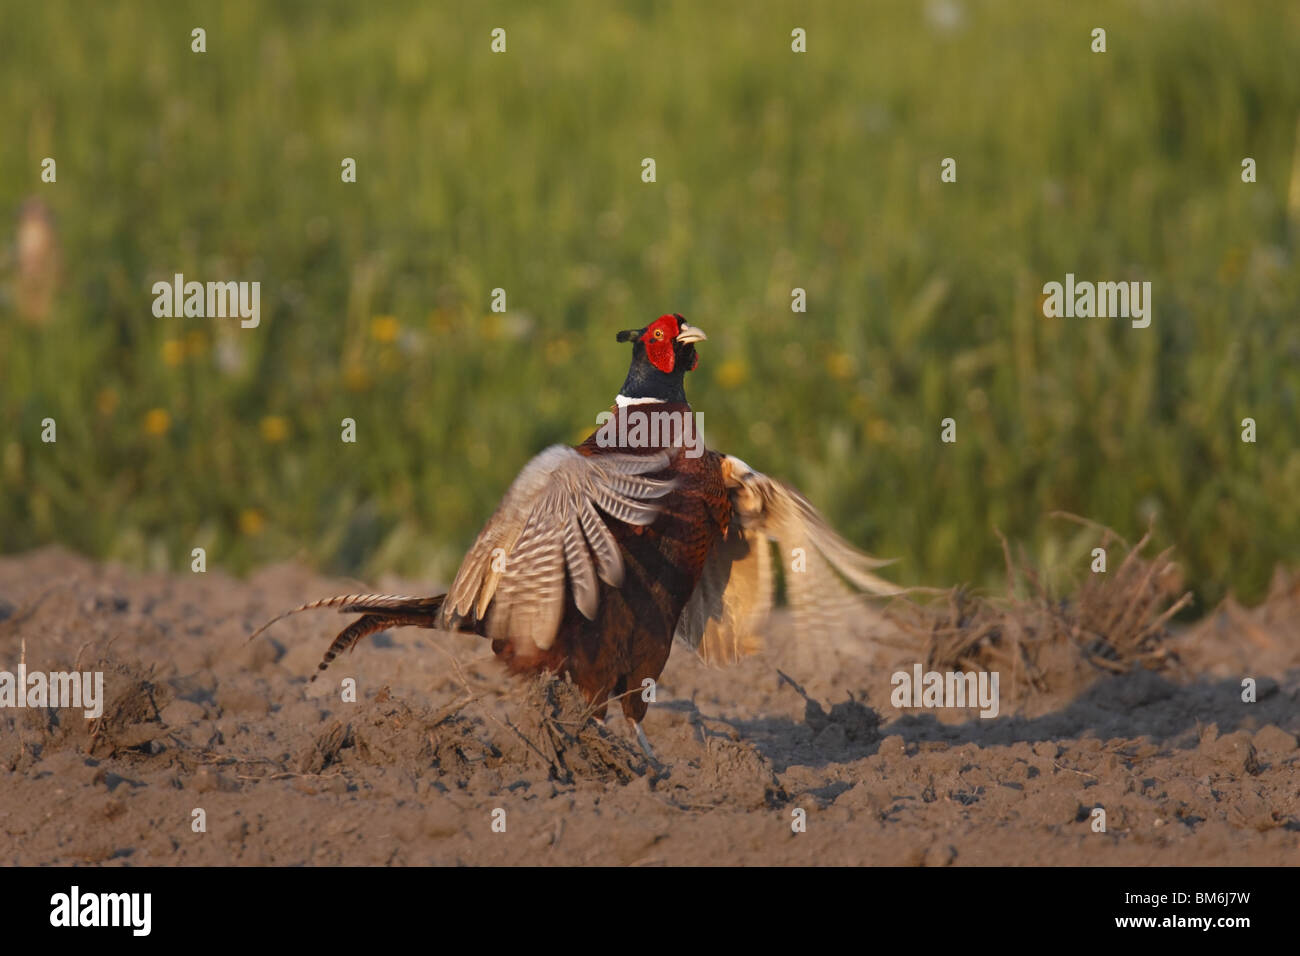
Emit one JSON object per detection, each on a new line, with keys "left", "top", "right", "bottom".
{"left": 578, "top": 498, "right": 624, "bottom": 587}
{"left": 443, "top": 446, "right": 674, "bottom": 651}
{"left": 675, "top": 454, "right": 904, "bottom": 665}
{"left": 562, "top": 513, "right": 599, "bottom": 619}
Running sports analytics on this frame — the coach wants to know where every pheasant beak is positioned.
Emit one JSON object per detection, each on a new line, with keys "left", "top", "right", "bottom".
{"left": 675, "top": 323, "right": 708, "bottom": 344}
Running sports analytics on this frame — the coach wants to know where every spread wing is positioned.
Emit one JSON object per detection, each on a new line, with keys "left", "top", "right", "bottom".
{"left": 675, "top": 454, "right": 904, "bottom": 664}
{"left": 441, "top": 445, "right": 676, "bottom": 651}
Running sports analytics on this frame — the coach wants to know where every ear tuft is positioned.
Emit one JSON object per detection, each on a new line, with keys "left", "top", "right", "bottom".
{"left": 616, "top": 329, "right": 637, "bottom": 342}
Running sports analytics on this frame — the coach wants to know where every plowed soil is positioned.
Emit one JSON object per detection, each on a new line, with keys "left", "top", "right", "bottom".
{"left": 2, "top": 547, "right": 1297, "bottom": 865}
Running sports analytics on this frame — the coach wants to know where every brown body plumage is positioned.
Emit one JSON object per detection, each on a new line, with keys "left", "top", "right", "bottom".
{"left": 503, "top": 409, "right": 729, "bottom": 724}
{"left": 252, "top": 315, "right": 904, "bottom": 751}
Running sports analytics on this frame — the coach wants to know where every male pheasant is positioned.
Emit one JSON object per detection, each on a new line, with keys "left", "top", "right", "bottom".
{"left": 252, "top": 314, "right": 902, "bottom": 757}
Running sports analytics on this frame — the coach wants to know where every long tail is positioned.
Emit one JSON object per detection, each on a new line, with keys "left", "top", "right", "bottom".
{"left": 247, "top": 592, "right": 447, "bottom": 680}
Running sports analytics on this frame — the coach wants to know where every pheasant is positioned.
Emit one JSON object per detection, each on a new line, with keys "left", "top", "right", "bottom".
{"left": 252, "top": 314, "right": 903, "bottom": 757}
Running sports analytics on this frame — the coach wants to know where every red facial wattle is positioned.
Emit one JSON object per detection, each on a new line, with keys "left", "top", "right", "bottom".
{"left": 642, "top": 314, "right": 680, "bottom": 374}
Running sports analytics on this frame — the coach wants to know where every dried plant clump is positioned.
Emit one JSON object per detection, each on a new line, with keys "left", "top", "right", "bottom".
{"left": 297, "top": 687, "right": 499, "bottom": 785}
{"left": 895, "top": 518, "right": 1193, "bottom": 707}
{"left": 1062, "top": 526, "right": 1190, "bottom": 672}
{"left": 502, "top": 674, "right": 649, "bottom": 785}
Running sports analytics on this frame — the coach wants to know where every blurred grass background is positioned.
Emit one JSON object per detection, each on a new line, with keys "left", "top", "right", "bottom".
{"left": 1, "top": 0, "right": 1297, "bottom": 610}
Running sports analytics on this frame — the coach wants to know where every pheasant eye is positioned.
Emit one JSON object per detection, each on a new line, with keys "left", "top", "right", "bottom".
{"left": 654, "top": 329, "right": 664, "bottom": 340}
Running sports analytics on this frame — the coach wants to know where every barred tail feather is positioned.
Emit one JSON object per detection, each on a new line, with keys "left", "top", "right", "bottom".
{"left": 310, "top": 604, "right": 444, "bottom": 680}
{"left": 247, "top": 591, "right": 447, "bottom": 679}
{"left": 245, "top": 592, "right": 439, "bottom": 644}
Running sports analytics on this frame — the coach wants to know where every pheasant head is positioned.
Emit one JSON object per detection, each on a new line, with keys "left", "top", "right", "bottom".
{"left": 615, "top": 313, "right": 707, "bottom": 404}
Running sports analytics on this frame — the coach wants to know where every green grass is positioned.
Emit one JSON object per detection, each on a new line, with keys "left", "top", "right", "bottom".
{"left": 2, "top": 0, "right": 1298, "bottom": 610}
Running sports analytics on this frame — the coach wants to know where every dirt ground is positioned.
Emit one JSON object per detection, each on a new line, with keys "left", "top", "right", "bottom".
{"left": 1, "top": 546, "right": 1297, "bottom": 865}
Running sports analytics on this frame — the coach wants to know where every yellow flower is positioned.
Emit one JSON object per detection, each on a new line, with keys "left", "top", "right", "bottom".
{"left": 715, "top": 358, "right": 748, "bottom": 390}
{"left": 238, "top": 509, "right": 265, "bottom": 536}
{"left": 96, "top": 388, "right": 119, "bottom": 417}
{"left": 342, "top": 364, "right": 372, "bottom": 392}
{"left": 161, "top": 339, "right": 184, "bottom": 367}
{"left": 259, "top": 415, "right": 289, "bottom": 443}
{"left": 143, "top": 408, "right": 171, "bottom": 436}
{"left": 370, "top": 315, "right": 400, "bottom": 343}
{"left": 826, "top": 352, "right": 856, "bottom": 380}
